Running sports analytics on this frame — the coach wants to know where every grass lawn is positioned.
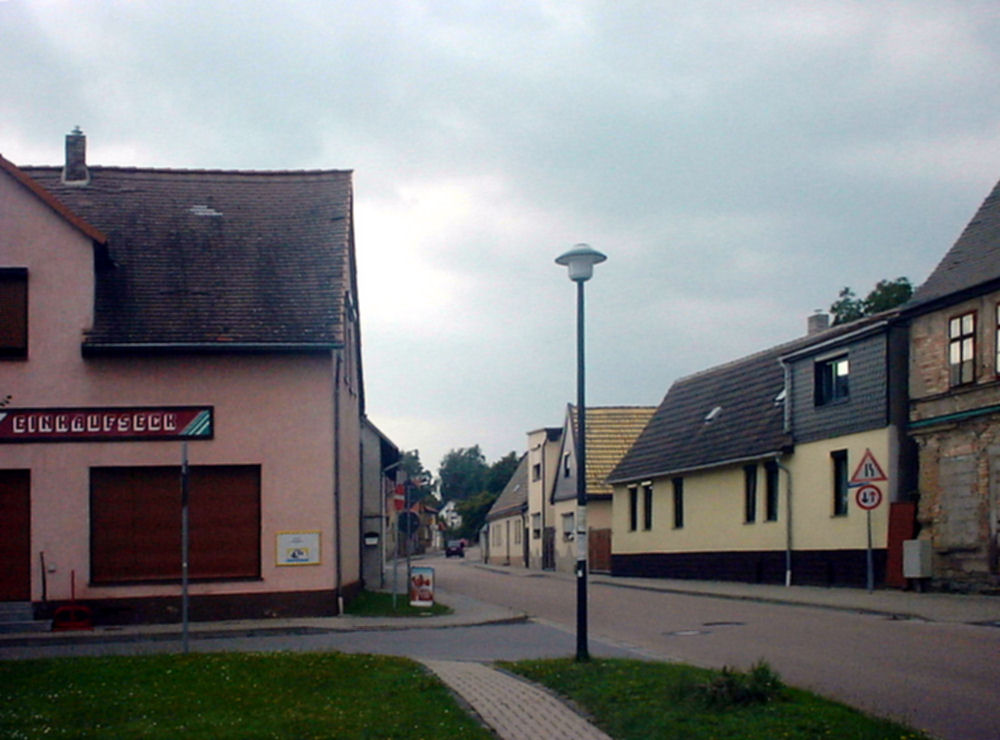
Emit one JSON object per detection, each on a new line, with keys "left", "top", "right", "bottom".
{"left": 0, "top": 652, "right": 933, "bottom": 739}
{"left": 0, "top": 652, "right": 491, "bottom": 739}
{"left": 344, "top": 589, "right": 452, "bottom": 617}
{"left": 504, "top": 658, "right": 932, "bottom": 740}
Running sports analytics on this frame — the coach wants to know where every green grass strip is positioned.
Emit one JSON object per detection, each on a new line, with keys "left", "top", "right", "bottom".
{"left": 503, "top": 658, "right": 932, "bottom": 740}
{"left": 0, "top": 652, "right": 490, "bottom": 739}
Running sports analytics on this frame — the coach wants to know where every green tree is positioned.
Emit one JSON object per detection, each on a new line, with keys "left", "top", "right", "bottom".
{"left": 398, "top": 450, "right": 434, "bottom": 500}
{"left": 830, "top": 277, "right": 913, "bottom": 325}
{"left": 438, "top": 446, "right": 488, "bottom": 502}
{"left": 486, "top": 451, "right": 520, "bottom": 495}
{"left": 455, "top": 489, "right": 499, "bottom": 541}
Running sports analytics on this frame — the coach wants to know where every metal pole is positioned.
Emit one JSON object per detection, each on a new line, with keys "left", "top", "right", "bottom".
{"left": 866, "top": 509, "right": 874, "bottom": 593}
{"left": 181, "top": 441, "right": 190, "bottom": 654}
{"left": 575, "top": 279, "right": 590, "bottom": 662}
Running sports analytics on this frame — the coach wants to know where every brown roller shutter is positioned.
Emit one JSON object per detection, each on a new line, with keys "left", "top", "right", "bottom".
{"left": 91, "top": 465, "right": 260, "bottom": 584}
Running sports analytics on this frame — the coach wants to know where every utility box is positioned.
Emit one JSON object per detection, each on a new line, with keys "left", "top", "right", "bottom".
{"left": 902, "top": 539, "right": 933, "bottom": 579}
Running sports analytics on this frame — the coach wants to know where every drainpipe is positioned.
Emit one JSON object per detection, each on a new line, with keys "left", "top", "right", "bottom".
{"left": 775, "top": 455, "right": 793, "bottom": 587}
{"left": 334, "top": 351, "right": 344, "bottom": 614}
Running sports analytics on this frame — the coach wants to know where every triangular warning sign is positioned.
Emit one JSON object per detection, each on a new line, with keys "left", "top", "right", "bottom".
{"left": 849, "top": 448, "right": 887, "bottom": 485}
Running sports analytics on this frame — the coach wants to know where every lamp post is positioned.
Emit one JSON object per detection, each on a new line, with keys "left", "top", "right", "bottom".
{"left": 555, "top": 242, "right": 606, "bottom": 662}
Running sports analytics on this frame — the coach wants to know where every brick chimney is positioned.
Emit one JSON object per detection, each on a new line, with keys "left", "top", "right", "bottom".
{"left": 807, "top": 310, "right": 830, "bottom": 335}
{"left": 62, "top": 126, "right": 89, "bottom": 185}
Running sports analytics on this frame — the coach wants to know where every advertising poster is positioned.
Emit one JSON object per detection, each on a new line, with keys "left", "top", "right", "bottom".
{"left": 409, "top": 566, "right": 434, "bottom": 607}
{"left": 276, "top": 531, "right": 321, "bottom": 566}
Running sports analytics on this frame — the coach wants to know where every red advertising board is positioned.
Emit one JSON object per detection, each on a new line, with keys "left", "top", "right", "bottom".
{"left": 0, "top": 406, "right": 213, "bottom": 442}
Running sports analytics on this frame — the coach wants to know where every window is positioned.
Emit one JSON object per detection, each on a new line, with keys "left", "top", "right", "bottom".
{"left": 563, "top": 453, "right": 571, "bottom": 478}
{"left": 561, "top": 512, "right": 575, "bottom": 541}
{"left": 672, "top": 477, "right": 684, "bottom": 529}
{"left": 0, "top": 268, "right": 28, "bottom": 359}
{"left": 628, "top": 486, "right": 638, "bottom": 531}
{"left": 642, "top": 483, "right": 653, "bottom": 530}
{"left": 531, "top": 512, "right": 541, "bottom": 540}
{"left": 514, "top": 525, "right": 521, "bottom": 545}
{"left": 832, "top": 450, "right": 849, "bottom": 516}
{"left": 765, "top": 461, "right": 779, "bottom": 522}
{"left": 744, "top": 464, "right": 758, "bottom": 523}
{"left": 814, "top": 355, "right": 849, "bottom": 405}
{"left": 532, "top": 463, "right": 541, "bottom": 481}
{"left": 90, "top": 465, "right": 260, "bottom": 583}
{"left": 948, "top": 311, "right": 976, "bottom": 386}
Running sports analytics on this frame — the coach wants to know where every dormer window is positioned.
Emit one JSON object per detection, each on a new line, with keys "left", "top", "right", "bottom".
{"left": 814, "top": 355, "right": 849, "bottom": 406}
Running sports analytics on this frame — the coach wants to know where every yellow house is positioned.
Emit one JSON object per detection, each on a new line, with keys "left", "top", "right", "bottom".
{"left": 608, "top": 313, "right": 914, "bottom": 588}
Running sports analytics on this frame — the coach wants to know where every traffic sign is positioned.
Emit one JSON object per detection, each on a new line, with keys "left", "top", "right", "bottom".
{"left": 855, "top": 484, "right": 882, "bottom": 510}
{"left": 398, "top": 510, "right": 420, "bottom": 534}
{"left": 850, "top": 449, "right": 887, "bottom": 486}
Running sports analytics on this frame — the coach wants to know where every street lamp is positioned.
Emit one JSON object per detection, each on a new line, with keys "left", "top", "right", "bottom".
{"left": 555, "top": 242, "right": 606, "bottom": 662}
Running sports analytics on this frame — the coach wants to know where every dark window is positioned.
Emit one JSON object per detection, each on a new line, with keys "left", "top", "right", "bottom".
{"left": 628, "top": 486, "right": 638, "bottom": 531}
{"left": 744, "top": 464, "right": 757, "bottom": 523}
{"left": 832, "top": 450, "right": 849, "bottom": 516}
{"left": 672, "top": 477, "right": 684, "bottom": 529}
{"left": 642, "top": 483, "right": 653, "bottom": 530}
{"left": 815, "top": 355, "right": 849, "bottom": 405}
{"left": 765, "top": 461, "right": 779, "bottom": 522}
{"left": 532, "top": 463, "right": 541, "bottom": 482}
{"left": 0, "top": 268, "right": 28, "bottom": 359}
{"left": 950, "top": 311, "right": 975, "bottom": 386}
{"left": 563, "top": 453, "right": 571, "bottom": 478}
{"left": 90, "top": 465, "right": 261, "bottom": 583}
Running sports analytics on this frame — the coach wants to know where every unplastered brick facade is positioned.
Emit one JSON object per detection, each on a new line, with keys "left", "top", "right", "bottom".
{"left": 905, "top": 171, "right": 1000, "bottom": 591}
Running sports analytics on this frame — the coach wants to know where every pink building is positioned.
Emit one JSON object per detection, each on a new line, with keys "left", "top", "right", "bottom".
{"left": 0, "top": 130, "right": 365, "bottom": 623}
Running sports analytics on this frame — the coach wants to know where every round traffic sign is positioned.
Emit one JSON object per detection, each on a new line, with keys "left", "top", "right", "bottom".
{"left": 855, "top": 484, "right": 882, "bottom": 510}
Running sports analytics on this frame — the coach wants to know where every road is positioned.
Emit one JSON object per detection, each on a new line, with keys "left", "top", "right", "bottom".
{"left": 433, "top": 552, "right": 1000, "bottom": 740}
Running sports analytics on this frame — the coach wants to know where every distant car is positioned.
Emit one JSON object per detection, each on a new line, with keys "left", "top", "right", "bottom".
{"left": 445, "top": 539, "right": 465, "bottom": 558}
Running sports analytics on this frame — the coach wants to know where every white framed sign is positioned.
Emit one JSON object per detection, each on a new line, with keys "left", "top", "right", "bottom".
{"left": 276, "top": 531, "right": 321, "bottom": 566}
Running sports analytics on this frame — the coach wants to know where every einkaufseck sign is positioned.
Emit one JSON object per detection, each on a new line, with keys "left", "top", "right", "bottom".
{"left": 0, "top": 406, "right": 213, "bottom": 442}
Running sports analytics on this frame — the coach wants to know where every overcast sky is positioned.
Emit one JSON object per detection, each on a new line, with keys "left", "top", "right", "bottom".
{"left": 2, "top": 1, "right": 999, "bottom": 473}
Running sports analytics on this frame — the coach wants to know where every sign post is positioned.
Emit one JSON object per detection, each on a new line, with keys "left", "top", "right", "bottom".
{"left": 849, "top": 449, "right": 887, "bottom": 594}
{"left": 854, "top": 483, "right": 883, "bottom": 593}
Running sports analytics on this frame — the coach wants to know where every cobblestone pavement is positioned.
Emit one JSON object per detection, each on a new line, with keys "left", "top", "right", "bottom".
{"left": 421, "top": 659, "right": 612, "bottom": 740}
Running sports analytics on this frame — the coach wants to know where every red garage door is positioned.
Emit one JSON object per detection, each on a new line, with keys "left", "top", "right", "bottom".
{"left": 0, "top": 470, "right": 30, "bottom": 601}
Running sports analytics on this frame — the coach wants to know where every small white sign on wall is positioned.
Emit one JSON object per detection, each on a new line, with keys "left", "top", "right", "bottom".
{"left": 276, "top": 531, "right": 321, "bottom": 566}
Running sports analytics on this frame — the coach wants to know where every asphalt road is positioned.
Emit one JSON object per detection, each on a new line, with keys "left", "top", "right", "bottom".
{"left": 433, "top": 553, "right": 1000, "bottom": 740}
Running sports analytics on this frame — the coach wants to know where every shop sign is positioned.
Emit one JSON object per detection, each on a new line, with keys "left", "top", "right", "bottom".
{"left": 0, "top": 406, "right": 213, "bottom": 442}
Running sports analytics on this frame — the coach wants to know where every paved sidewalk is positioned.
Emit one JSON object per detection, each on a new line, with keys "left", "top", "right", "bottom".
{"left": 421, "top": 659, "right": 611, "bottom": 740}
{"left": 0, "top": 588, "right": 526, "bottom": 645}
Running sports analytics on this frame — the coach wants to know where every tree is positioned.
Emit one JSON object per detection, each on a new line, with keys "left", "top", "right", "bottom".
{"left": 455, "top": 489, "right": 499, "bottom": 541}
{"left": 438, "top": 446, "right": 488, "bottom": 502}
{"left": 830, "top": 277, "right": 913, "bottom": 325}
{"left": 485, "top": 451, "right": 520, "bottom": 495}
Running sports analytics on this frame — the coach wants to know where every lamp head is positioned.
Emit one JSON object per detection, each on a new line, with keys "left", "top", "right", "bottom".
{"left": 555, "top": 243, "right": 607, "bottom": 282}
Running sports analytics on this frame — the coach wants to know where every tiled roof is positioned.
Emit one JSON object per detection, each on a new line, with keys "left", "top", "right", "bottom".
{"left": 0, "top": 154, "right": 107, "bottom": 244}
{"left": 607, "top": 345, "right": 794, "bottom": 484}
{"left": 568, "top": 406, "right": 655, "bottom": 496}
{"left": 20, "top": 165, "right": 354, "bottom": 349}
{"left": 486, "top": 454, "right": 529, "bottom": 521}
{"left": 607, "top": 318, "right": 889, "bottom": 484}
{"left": 908, "top": 178, "right": 1000, "bottom": 309}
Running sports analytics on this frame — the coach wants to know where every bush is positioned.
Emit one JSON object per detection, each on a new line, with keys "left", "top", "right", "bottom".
{"left": 696, "top": 660, "right": 785, "bottom": 708}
